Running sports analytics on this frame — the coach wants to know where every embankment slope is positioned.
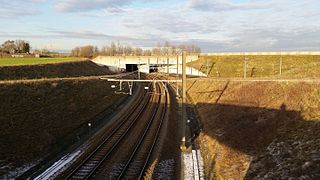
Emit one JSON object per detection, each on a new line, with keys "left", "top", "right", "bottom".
{"left": 187, "top": 80, "right": 320, "bottom": 179}
{"left": 0, "top": 79, "right": 128, "bottom": 178}
{"left": 188, "top": 55, "right": 320, "bottom": 78}
{"left": 0, "top": 60, "right": 127, "bottom": 178}
{"left": 0, "top": 60, "right": 112, "bottom": 80}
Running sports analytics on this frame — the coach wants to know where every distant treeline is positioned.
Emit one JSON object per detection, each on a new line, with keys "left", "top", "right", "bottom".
{"left": 0, "top": 39, "right": 201, "bottom": 58}
{"left": 0, "top": 40, "right": 31, "bottom": 54}
{"left": 0, "top": 40, "right": 60, "bottom": 57}
{"left": 71, "top": 41, "right": 201, "bottom": 58}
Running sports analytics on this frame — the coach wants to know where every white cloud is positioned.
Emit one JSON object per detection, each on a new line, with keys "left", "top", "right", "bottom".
{"left": 1, "top": 0, "right": 320, "bottom": 52}
{"left": 187, "top": 0, "right": 272, "bottom": 11}
{"left": 0, "top": 0, "right": 45, "bottom": 18}
{"left": 55, "top": 0, "right": 132, "bottom": 12}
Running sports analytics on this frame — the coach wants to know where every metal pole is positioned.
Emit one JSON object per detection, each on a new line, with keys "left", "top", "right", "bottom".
{"left": 138, "top": 57, "right": 141, "bottom": 80}
{"left": 88, "top": 123, "right": 92, "bottom": 137}
{"left": 191, "top": 59, "right": 193, "bottom": 76}
{"left": 198, "top": 55, "right": 201, "bottom": 78}
{"left": 118, "top": 59, "right": 120, "bottom": 72}
{"left": 128, "top": 81, "right": 133, "bottom": 95}
{"left": 176, "top": 54, "right": 179, "bottom": 96}
{"left": 244, "top": 56, "right": 247, "bottom": 79}
{"left": 148, "top": 58, "right": 150, "bottom": 73}
{"left": 157, "top": 57, "right": 159, "bottom": 77}
{"left": 280, "top": 53, "right": 283, "bottom": 75}
{"left": 206, "top": 58, "right": 209, "bottom": 76}
{"left": 181, "top": 50, "right": 187, "bottom": 151}
{"left": 167, "top": 57, "right": 170, "bottom": 74}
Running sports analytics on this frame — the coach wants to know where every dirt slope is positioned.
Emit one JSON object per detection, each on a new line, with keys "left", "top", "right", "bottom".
{"left": 187, "top": 80, "right": 320, "bottom": 179}
{"left": 0, "top": 60, "right": 112, "bottom": 80}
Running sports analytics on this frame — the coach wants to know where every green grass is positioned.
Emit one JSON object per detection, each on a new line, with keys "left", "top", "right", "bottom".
{"left": 189, "top": 55, "right": 320, "bottom": 78}
{"left": 0, "top": 57, "right": 84, "bottom": 66}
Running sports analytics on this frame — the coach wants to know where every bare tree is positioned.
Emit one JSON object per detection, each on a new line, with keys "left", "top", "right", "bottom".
{"left": 87, "top": 41, "right": 201, "bottom": 57}
{"left": 134, "top": 48, "right": 143, "bottom": 56}
{"left": 144, "top": 49, "right": 152, "bottom": 56}
{"left": 71, "top": 45, "right": 96, "bottom": 58}
{"left": 71, "top": 47, "right": 80, "bottom": 57}
{"left": 15, "top": 40, "right": 30, "bottom": 53}
{"left": 1, "top": 40, "right": 16, "bottom": 54}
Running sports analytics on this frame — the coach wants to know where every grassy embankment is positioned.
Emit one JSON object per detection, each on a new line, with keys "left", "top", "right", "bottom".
{"left": 0, "top": 57, "right": 83, "bottom": 66}
{"left": 0, "top": 59, "right": 112, "bottom": 80}
{"left": 187, "top": 80, "right": 320, "bottom": 179}
{"left": 186, "top": 55, "right": 320, "bottom": 179}
{"left": 0, "top": 60, "right": 127, "bottom": 178}
{"left": 188, "top": 55, "right": 320, "bottom": 79}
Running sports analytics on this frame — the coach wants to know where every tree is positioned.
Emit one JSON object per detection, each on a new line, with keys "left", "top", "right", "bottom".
{"left": 0, "top": 40, "right": 31, "bottom": 54}
{"left": 71, "top": 47, "right": 80, "bottom": 57}
{"left": 83, "top": 41, "right": 201, "bottom": 57}
{"left": 1, "top": 40, "right": 16, "bottom": 54}
{"left": 143, "top": 49, "right": 152, "bottom": 56}
{"left": 124, "top": 45, "right": 133, "bottom": 55}
{"left": 134, "top": 48, "right": 143, "bottom": 56}
{"left": 23, "top": 42, "right": 31, "bottom": 53}
{"left": 93, "top": 46, "right": 99, "bottom": 56}
{"left": 110, "top": 42, "right": 117, "bottom": 56}
{"left": 15, "top": 40, "right": 30, "bottom": 53}
{"left": 71, "top": 45, "right": 96, "bottom": 58}
{"left": 81, "top": 46, "right": 95, "bottom": 57}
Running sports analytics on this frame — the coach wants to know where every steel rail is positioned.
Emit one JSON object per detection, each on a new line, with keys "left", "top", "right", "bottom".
{"left": 138, "top": 81, "right": 169, "bottom": 179}
{"left": 117, "top": 80, "right": 168, "bottom": 179}
{"left": 65, "top": 84, "right": 152, "bottom": 179}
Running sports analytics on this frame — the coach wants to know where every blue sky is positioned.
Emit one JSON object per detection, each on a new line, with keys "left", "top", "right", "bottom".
{"left": 0, "top": 0, "right": 319, "bottom": 52}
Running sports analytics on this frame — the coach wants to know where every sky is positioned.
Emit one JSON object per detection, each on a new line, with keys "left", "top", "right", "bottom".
{"left": 0, "top": 0, "right": 319, "bottom": 53}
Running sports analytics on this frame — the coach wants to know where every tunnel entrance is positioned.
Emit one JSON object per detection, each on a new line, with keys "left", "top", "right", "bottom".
{"left": 126, "top": 64, "right": 138, "bottom": 72}
{"left": 149, "top": 65, "right": 158, "bottom": 73}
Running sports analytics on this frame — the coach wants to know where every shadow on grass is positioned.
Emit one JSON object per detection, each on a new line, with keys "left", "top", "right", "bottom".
{"left": 0, "top": 60, "right": 111, "bottom": 80}
{"left": 194, "top": 102, "right": 320, "bottom": 179}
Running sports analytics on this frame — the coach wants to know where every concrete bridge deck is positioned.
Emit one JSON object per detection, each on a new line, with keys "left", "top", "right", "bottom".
{"left": 92, "top": 55, "right": 206, "bottom": 77}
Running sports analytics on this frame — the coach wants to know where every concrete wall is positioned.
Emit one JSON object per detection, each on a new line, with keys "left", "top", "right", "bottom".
{"left": 93, "top": 55, "right": 199, "bottom": 67}
{"left": 157, "top": 65, "right": 207, "bottom": 77}
{"left": 92, "top": 55, "right": 205, "bottom": 76}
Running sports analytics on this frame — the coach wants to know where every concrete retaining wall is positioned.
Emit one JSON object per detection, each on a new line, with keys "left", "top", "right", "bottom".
{"left": 93, "top": 55, "right": 199, "bottom": 67}
{"left": 92, "top": 55, "right": 205, "bottom": 76}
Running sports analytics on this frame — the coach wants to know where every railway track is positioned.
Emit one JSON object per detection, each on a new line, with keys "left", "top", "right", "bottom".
{"left": 63, "top": 78, "right": 169, "bottom": 179}
{"left": 116, "top": 81, "right": 168, "bottom": 179}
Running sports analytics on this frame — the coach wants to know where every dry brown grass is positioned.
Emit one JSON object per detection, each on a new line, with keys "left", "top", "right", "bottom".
{"left": 186, "top": 80, "right": 320, "bottom": 179}
{"left": 189, "top": 55, "right": 320, "bottom": 79}
{"left": 0, "top": 60, "right": 112, "bottom": 80}
{"left": 0, "top": 78, "right": 127, "bottom": 178}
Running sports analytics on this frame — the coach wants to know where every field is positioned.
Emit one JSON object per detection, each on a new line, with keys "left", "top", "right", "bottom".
{"left": 188, "top": 55, "right": 320, "bottom": 79}
{"left": 0, "top": 57, "right": 84, "bottom": 66}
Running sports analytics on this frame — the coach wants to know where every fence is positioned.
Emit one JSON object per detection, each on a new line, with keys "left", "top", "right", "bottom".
{"left": 202, "top": 51, "right": 320, "bottom": 56}
{"left": 190, "top": 54, "right": 320, "bottom": 79}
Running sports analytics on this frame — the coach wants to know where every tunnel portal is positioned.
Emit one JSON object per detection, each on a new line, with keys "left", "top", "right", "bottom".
{"left": 125, "top": 64, "right": 138, "bottom": 72}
